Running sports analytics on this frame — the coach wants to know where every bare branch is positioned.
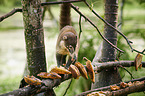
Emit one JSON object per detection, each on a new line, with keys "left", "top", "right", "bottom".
{"left": 83, "top": 1, "right": 145, "bottom": 55}
{"left": 79, "top": 15, "right": 82, "bottom": 38}
{"left": 1, "top": 1, "right": 145, "bottom": 55}
{"left": 106, "top": 81, "right": 145, "bottom": 96}
{"left": 76, "top": 77, "right": 145, "bottom": 96}
{"left": 0, "top": 8, "right": 22, "bottom": 22}
{"left": 0, "top": 0, "right": 84, "bottom": 22}
{"left": 63, "top": 79, "right": 73, "bottom": 96}
{"left": 41, "top": 0, "right": 84, "bottom": 6}
{"left": 118, "top": 0, "right": 125, "bottom": 30}
{"left": 119, "top": 65, "right": 134, "bottom": 79}
{"left": 4, "top": 60, "right": 144, "bottom": 95}
{"left": 93, "top": 61, "right": 145, "bottom": 72}
{"left": 1, "top": 86, "right": 32, "bottom": 96}
{"left": 71, "top": 4, "right": 124, "bottom": 53}
{"left": 76, "top": 85, "right": 111, "bottom": 96}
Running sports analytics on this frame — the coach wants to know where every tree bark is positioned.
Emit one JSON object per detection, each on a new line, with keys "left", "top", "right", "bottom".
{"left": 22, "top": 0, "right": 47, "bottom": 76}
{"left": 77, "top": 77, "right": 145, "bottom": 96}
{"left": 92, "top": 0, "right": 122, "bottom": 89}
{"left": 1, "top": 74, "right": 71, "bottom": 96}
{"left": 93, "top": 61, "right": 145, "bottom": 73}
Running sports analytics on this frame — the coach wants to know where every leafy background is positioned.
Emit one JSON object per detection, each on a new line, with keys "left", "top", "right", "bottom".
{"left": 0, "top": 0, "right": 145, "bottom": 95}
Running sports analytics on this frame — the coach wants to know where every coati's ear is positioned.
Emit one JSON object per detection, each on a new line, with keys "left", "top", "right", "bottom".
{"left": 63, "top": 36, "right": 67, "bottom": 40}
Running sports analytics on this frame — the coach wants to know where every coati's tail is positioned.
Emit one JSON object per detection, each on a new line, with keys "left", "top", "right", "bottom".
{"left": 60, "top": 0, "right": 71, "bottom": 29}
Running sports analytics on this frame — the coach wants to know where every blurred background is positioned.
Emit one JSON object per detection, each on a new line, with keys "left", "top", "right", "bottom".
{"left": 0, "top": 0, "right": 145, "bottom": 95}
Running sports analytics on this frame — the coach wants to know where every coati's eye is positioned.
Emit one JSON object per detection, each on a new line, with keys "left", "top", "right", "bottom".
{"left": 69, "top": 45, "right": 72, "bottom": 48}
{"left": 63, "top": 36, "right": 67, "bottom": 40}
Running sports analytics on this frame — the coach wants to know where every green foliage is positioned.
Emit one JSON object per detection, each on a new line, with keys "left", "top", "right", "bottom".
{"left": 78, "top": 34, "right": 96, "bottom": 62}
{"left": 0, "top": 0, "right": 21, "bottom": 7}
{"left": 0, "top": 0, "right": 145, "bottom": 95}
{"left": 0, "top": 76, "right": 21, "bottom": 94}
{"left": 0, "top": 0, "right": 21, "bottom": 13}
{"left": 54, "top": 77, "right": 91, "bottom": 96}
{"left": 117, "top": 0, "right": 145, "bottom": 84}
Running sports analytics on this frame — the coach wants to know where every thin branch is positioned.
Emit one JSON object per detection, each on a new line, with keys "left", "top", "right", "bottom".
{"left": 0, "top": 0, "right": 84, "bottom": 22}
{"left": 79, "top": 15, "right": 82, "bottom": 38}
{"left": 106, "top": 81, "right": 145, "bottom": 96}
{"left": 119, "top": 65, "right": 134, "bottom": 79}
{"left": 93, "top": 61, "right": 145, "bottom": 72}
{"left": 116, "top": 51, "right": 123, "bottom": 61}
{"left": 133, "top": 49, "right": 145, "bottom": 55}
{"left": 41, "top": 0, "right": 84, "bottom": 6}
{"left": 118, "top": 0, "right": 125, "bottom": 30}
{"left": 3, "top": 60, "right": 144, "bottom": 95}
{"left": 0, "top": 8, "right": 22, "bottom": 22}
{"left": 76, "top": 85, "right": 110, "bottom": 96}
{"left": 1, "top": 1, "right": 145, "bottom": 55}
{"left": 71, "top": 4, "right": 124, "bottom": 53}
{"left": 76, "top": 77, "right": 145, "bottom": 96}
{"left": 93, "top": 61, "right": 145, "bottom": 73}
{"left": 63, "top": 78, "right": 73, "bottom": 96}
{"left": 117, "top": 22, "right": 122, "bottom": 28}
{"left": 83, "top": 1, "right": 145, "bottom": 55}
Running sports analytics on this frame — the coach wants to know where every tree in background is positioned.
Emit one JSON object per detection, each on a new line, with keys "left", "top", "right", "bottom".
{"left": 91, "top": 0, "right": 122, "bottom": 89}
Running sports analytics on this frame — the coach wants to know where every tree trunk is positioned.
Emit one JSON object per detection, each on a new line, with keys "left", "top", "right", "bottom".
{"left": 22, "top": 0, "right": 47, "bottom": 77}
{"left": 21, "top": 0, "right": 54, "bottom": 95}
{"left": 92, "top": 0, "right": 122, "bottom": 88}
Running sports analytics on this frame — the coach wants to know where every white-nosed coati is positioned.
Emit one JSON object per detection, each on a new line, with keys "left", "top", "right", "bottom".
{"left": 56, "top": 0, "right": 79, "bottom": 68}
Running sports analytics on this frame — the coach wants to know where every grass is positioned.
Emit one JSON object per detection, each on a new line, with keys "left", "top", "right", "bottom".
{"left": 0, "top": 75, "right": 22, "bottom": 94}
{"left": 0, "top": 1, "right": 145, "bottom": 95}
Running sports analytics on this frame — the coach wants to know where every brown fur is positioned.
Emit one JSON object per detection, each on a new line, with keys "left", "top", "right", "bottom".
{"left": 56, "top": 26, "right": 79, "bottom": 56}
{"left": 56, "top": 1, "right": 79, "bottom": 68}
{"left": 60, "top": 0, "right": 71, "bottom": 29}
